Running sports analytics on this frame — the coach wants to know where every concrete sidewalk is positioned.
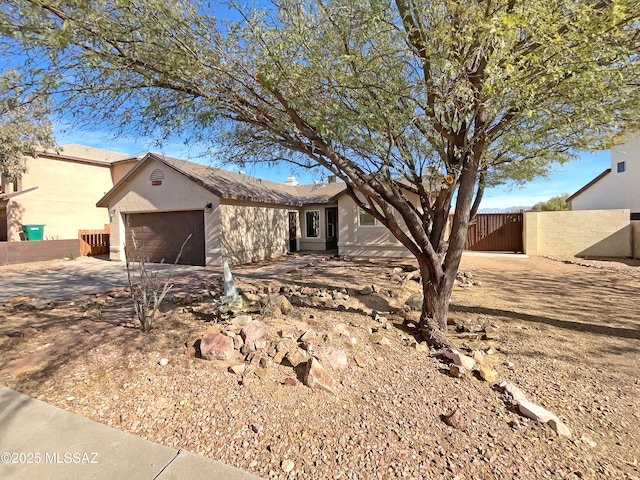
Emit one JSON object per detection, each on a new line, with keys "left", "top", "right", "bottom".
{"left": 0, "top": 386, "right": 262, "bottom": 480}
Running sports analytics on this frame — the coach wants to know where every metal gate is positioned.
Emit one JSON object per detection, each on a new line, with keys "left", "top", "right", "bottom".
{"left": 464, "top": 213, "right": 523, "bottom": 252}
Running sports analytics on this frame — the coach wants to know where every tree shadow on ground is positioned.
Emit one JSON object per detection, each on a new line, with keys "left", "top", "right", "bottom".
{"left": 450, "top": 304, "right": 640, "bottom": 340}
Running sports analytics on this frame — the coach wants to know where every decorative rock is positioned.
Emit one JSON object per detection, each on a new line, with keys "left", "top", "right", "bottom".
{"left": 483, "top": 325, "right": 498, "bottom": 340}
{"left": 270, "top": 295, "right": 293, "bottom": 315}
{"left": 255, "top": 367, "right": 269, "bottom": 379}
{"left": 233, "top": 336, "right": 244, "bottom": 350}
{"left": 404, "top": 294, "right": 423, "bottom": 311}
{"left": 444, "top": 409, "right": 465, "bottom": 430}
{"left": 303, "top": 357, "right": 336, "bottom": 394}
{"left": 285, "top": 348, "right": 309, "bottom": 367}
{"left": 241, "top": 320, "right": 269, "bottom": 344}
{"left": 369, "top": 333, "right": 391, "bottom": 345}
{"left": 392, "top": 267, "right": 403, "bottom": 274}
{"left": 228, "top": 364, "right": 246, "bottom": 375}
{"left": 254, "top": 339, "right": 268, "bottom": 350}
{"left": 359, "top": 285, "right": 374, "bottom": 295}
{"left": 320, "top": 348, "right": 349, "bottom": 370}
{"left": 548, "top": 418, "right": 572, "bottom": 438}
{"left": 242, "top": 292, "right": 261, "bottom": 303}
{"left": 273, "top": 349, "right": 287, "bottom": 364}
{"left": 299, "top": 329, "right": 317, "bottom": 342}
{"left": 477, "top": 365, "right": 498, "bottom": 383}
{"left": 279, "top": 329, "right": 295, "bottom": 339}
{"left": 281, "top": 459, "right": 295, "bottom": 473}
{"left": 449, "top": 364, "right": 469, "bottom": 378}
{"left": 158, "top": 358, "right": 169, "bottom": 367}
{"left": 185, "top": 346, "right": 197, "bottom": 358}
{"left": 500, "top": 381, "right": 572, "bottom": 438}
{"left": 504, "top": 361, "right": 515, "bottom": 369}
{"left": 284, "top": 377, "right": 299, "bottom": 386}
{"left": 354, "top": 353, "right": 367, "bottom": 368}
{"left": 442, "top": 349, "right": 476, "bottom": 371}
{"left": 200, "top": 332, "right": 235, "bottom": 361}
{"left": 232, "top": 314, "right": 253, "bottom": 326}
{"left": 472, "top": 350, "right": 485, "bottom": 364}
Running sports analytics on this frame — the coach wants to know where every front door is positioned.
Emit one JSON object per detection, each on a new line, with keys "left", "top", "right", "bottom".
{"left": 325, "top": 207, "right": 338, "bottom": 250}
{"left": 288, "top": 211, "right": 298, "bottom": 252}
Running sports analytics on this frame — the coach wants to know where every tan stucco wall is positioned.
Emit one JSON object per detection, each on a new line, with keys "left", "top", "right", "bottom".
{"left": 7, "top": 155, "right": 113, "bottom": 241}
{"left": 104, "top": 159, "right": 220, "bottom": 264}
{"left": 337, "top": 196, "right": 413, "bottom": 258}
{"left": 572, "top": 132, "right": 640, "bottom": 213}
{"left": 111, "top": 159, "right": 139, "bottom": 184}
{"left": 523, "top": 209, "right": 632, "bottom": 257}
{"left": 220, "top": 201, "right": 289, "bottom": 265}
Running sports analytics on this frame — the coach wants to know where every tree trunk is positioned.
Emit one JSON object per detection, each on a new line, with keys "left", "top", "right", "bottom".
{"left": 416, "top": 156, "right": 480, "bottom": 349}
{"left": 417, "top": 259, "right": 456, "bottom": 349}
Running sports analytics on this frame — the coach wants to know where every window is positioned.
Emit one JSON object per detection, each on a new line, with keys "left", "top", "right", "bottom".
{"left": 305, "top": 210, "right": 320, "bottom": 238}
{"left": 617, "top": 161, "right": 626, "bottom": 173}
{"left": 358, "top": 208, "right": 382, "bottom": 226}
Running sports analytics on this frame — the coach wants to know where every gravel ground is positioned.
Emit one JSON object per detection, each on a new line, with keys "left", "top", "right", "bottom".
{"left": 0, "top": 255, "right": 638, "bottom": 479}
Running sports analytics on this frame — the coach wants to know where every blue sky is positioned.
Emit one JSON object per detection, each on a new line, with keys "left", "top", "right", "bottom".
{"left": 54, "top": 123, "right": 610, "bottom": 210}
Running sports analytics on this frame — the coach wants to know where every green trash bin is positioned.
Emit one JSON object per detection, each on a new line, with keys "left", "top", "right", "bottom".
{"left": 22, "top": 224, "right": 45, "bottom": 241}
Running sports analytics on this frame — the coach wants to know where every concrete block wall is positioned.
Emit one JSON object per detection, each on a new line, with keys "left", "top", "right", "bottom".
{"left": 524, "top": 209, "right": 632, "bottom": 257}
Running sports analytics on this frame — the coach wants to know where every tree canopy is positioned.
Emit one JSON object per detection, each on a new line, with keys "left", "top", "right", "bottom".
{"left": 3, "top": 0, "right": 639, "bottom": 342}
{"left": 531, "top": 194, "right": 572, "bottom": 212}
{"left": 0, "top": 69, "right": 55, "bottom": 180}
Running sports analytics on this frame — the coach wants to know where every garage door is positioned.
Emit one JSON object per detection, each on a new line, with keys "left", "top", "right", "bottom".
{"left": 124, "top": 211, "right": 205, "bottom": 266}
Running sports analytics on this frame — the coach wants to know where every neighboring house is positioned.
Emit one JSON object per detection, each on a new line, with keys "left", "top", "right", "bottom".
{"left": 568, "top": 132, "right": 640, "bottom": 219}
{"left": 0, "top": 144, "right": 139, "bottom": 242}
{"left": 97, "top": 153, "right": 424, "bottom": 266}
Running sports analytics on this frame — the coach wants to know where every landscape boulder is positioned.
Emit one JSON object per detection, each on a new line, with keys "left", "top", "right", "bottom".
{"left": 304, "top": 357, "right": 336, "bottom": 394}
{"left": 319, "top": 348, "right": 349, "bottom": 370}
{"left": 404, "top": 294, "right": 423, "bottom": 311}
{"left": 241, "top": 320, "right": 269, "bottom": 344}
{"left": 442, "top": 348, "right": 476, "bottom": 371}
{"left": 200, "top": 332, "right": 235, "bottom": 361}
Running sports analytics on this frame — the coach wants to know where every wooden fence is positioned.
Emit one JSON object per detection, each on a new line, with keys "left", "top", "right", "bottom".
{"left": 79, "top": 225, "right": 110, "bottom": 256}
{"left": 464, "top": 213, "right": 524, "bottom": 252}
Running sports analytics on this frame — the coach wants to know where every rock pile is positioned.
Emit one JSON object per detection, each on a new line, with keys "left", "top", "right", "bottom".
{"left": 187, "top": 313, "right": 353, "bottom": 394}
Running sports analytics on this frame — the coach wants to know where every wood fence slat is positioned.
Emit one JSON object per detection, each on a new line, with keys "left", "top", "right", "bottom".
{"left": 78, "top": 227, "right": 111, "bottom": 256}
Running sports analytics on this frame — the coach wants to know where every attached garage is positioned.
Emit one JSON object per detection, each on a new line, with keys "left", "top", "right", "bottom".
{"left": 124, "top": 211, "right": 206, "bottom": 266}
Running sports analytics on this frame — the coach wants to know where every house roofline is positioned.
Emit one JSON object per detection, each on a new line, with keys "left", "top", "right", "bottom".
{"left": 97, "top": 153, "right": 159, "bottom": 207}
{"left": 566, "top": 168, "right": 611, "bottom": 202}
{"left": 0, "top": 186, "right": 39, "bottom": 201}
{"left": 35, "top": 150, "right": 139, "bottom": 168}
{"left": 97, "top": 153, "right": 347, "bottom": 208}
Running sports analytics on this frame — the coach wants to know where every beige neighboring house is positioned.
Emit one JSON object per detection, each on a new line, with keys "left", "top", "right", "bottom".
{"left": 97, "top": 152, "right": 436, "bottom": 266}
{"left": 568, "top": 132, "right": 640, "bottom": 219}
{"left": 0, "top": 144, "right": 139, "bottom": 242}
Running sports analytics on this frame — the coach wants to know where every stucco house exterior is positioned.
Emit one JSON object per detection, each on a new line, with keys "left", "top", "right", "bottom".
{"left": 0, "top": 144, "right": 139, "bottom": 242}
{"left": 97, "top": 153, "right": 429, "bottom": 266}
{"left": 568, "top": 132, "right": 640, "bottom": 219}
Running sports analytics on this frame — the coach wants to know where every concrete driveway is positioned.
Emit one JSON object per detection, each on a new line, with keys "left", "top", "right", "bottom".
{"left": 0, "top": 257, "right": 205, "bottom": 304}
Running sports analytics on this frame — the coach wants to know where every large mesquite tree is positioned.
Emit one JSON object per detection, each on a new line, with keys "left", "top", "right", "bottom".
{"left": 3, "top": 0, "right": 639, "bottom": 345}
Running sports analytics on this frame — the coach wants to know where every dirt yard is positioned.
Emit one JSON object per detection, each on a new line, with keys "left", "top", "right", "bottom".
{"left": 0, "top": 254, "right": 638, "bottom": 480}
